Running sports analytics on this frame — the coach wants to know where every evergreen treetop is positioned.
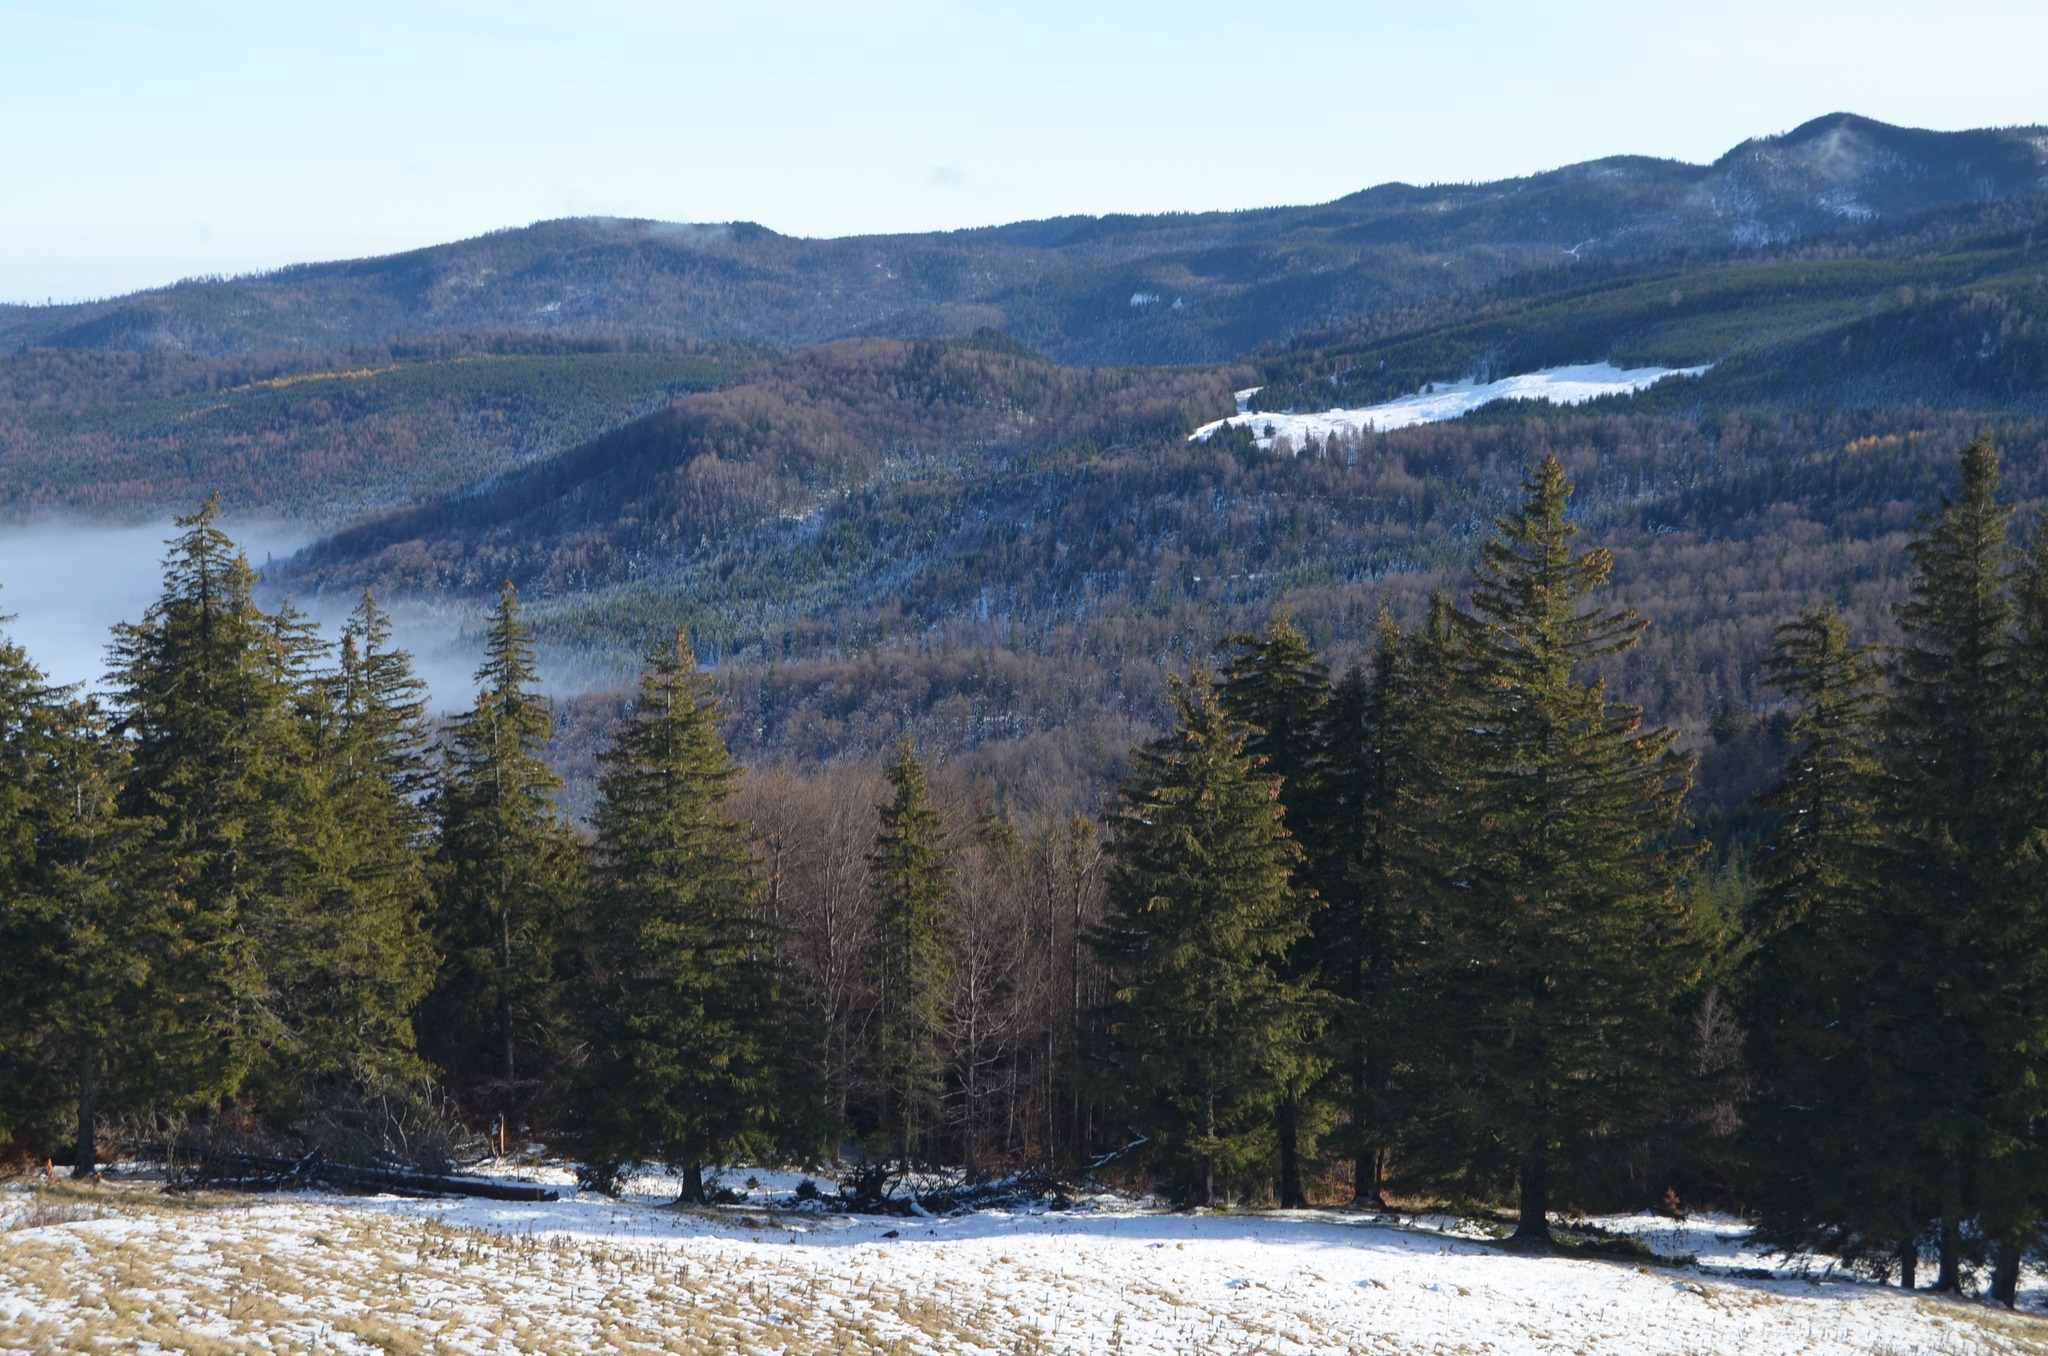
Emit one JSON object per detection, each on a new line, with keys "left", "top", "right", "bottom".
{"left": 1218, "top": 615, "right": 1330, "bottom": 825}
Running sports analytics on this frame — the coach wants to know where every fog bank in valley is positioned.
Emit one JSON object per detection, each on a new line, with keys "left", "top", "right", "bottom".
{"left": 0, "top": 520, "right": 493, "bottom": 710}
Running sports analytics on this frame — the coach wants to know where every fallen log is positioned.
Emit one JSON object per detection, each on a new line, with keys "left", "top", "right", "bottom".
{"left": 177, "top": 1149, "right": 559, "bottom": 1202}
{"left": 319, "top": 1164, "right": 560, "bottom": 1202}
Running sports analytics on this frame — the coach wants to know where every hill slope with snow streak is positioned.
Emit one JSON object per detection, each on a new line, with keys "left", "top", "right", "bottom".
{"left": 1195, "top": 363, "right": 1711, "bottom": 449}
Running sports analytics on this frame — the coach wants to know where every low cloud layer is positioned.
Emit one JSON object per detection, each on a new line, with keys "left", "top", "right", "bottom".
{"left": 0, "top": 521, "right": 489, "bottom": 710}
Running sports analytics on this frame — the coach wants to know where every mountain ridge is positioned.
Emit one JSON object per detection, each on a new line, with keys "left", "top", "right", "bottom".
{"left": 6, "top": 113, "right": 2043, "bottom": 367}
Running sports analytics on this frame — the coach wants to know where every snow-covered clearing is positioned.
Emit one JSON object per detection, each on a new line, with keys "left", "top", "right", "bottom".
{"left": 3, "top": 1175, "right": 2041, "bottom": 1355}
{"left": 1193, "top": 362, "right": 1712, "bottom": 450}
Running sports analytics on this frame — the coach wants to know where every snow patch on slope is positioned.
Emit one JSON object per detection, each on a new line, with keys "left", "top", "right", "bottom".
{"left": 1195, "top": 362, "right": 1711, "bottom": 450}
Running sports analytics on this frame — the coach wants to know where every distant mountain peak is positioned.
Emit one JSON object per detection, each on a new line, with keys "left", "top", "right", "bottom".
{"left": 1701, "top": 114, "right": 2048, "bottom": 246}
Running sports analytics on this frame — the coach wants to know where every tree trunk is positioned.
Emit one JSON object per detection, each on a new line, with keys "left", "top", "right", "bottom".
{"left": 1190, "top": 1084, "right": 1215, "bottom": 1209}
{"left": 1934, "top": 1163, "right": 1964, "bottom": 1294}
{"left": 1355, "top": 1148, "right": 1386, "bottom": 1210}
{"left": 896, "top": 1083, "right": 912, "bottom": 1179}
{"left": 1351, "top": 1025, "right": 1389, "bottom": 1208}
{"left": 679, "top": 1162, "right": 705, "bottom": 1205}
{"left": 1511, "top": 1140, "right": 1552, "bottom": 1245}
{"left": 1276, "top": 1094, "right": 1303, "bottom": 1208}
{"left": 1936, "top": 1212, "right": 1963, "bottom": 1293}
{"left": 1897, "top": 1237, "right": 1918, "bottom": 1290}
{"left": 499, "top": 906, "right": 517, "bottom": 1140}
{"left": 71, "top": 1040, "right": 96, "bottom": 1179}
{"left": 1348, "top": 1038, "right": 1368, "bottom": 1205}
{"left": 1992, "top": 1235, "right": 2023, "bottom": 1308}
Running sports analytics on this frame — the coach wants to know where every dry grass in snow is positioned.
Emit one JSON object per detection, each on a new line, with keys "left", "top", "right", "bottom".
{"left": 2, "top": 1178, "right": 2045, "bottom": 1355}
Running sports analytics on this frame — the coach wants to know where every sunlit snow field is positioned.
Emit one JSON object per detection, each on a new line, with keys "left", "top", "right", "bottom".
{"left": 4, "top": 1167, "right": 2042, "bottom": 1355}
{"left": 1192, "top": 362, "right": 1713, "bottom": 450}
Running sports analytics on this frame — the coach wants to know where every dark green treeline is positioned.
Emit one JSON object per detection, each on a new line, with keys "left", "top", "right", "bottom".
{"left": 2, "top": 446, "right": 2046, "bottom": 1299}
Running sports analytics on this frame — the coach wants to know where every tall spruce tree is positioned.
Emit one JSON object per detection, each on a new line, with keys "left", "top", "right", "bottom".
{"left": 105, "top": 500, "right": 318, "bottom": 1116}
{"left": 1736, "top": 605, "right": 1916, "bottom": 1275}
{"left": 0, "top": 629, "right": 149, "bottom": 1172}
{"left": 866, "top": 739, "right": 954, "bottom": 1174}
{"left": 1422, "top": 454, "right": 1698, "bottom": 1244}
{"left": 1879, "top": 435, "right": 2044, "bottom": 1293}
{"left": 1997, "top": 507, "right": 2048, "bottom": 1304}
{"left": 1095, "top": 673, "right": 1312, "bottom": 1206}
{"left": 1315, "top": 603, "right": 1454, "bottom": 1207}
{"left": 0, "top": 611, "right": 54, "bottom": 928}
{"left": 288, "top": 594, "right": 438, "bottom": 1094}
{"left": 40, "top": 700, "right": 153, "bottom": 1177}
{"left": 101, "top": 508, "right": 434, "bottom": 1132}
{"left": 567, "top": 632, "right": 784, "bottom": 1201}
{"left": 0, "top": 617, "right": 62, "bottom": 1153}
{"left": 1218, "top": 617, "right": 1331, "bottom": 1207}
{"left": 428, "top": 581, "right": 582, "bottom": 1139}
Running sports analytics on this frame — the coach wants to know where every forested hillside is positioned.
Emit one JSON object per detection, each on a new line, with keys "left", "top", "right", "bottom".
{"left": 285, "top": 334, "right": 1246, "bottom": 593}
{"left": 1252, "top": 195, "right": 2048, "bottom": 414}
{"left": 257, "top": 315, "right": 2043, "bottom": 820}
{"left": 0, "top": 338, "right": 756, "bottom": 519}
{"left": 5, "top": 114, "right": 2042, "bottom": 367}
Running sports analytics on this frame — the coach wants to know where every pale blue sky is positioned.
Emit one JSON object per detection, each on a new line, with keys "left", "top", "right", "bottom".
{"left": 4, "top": 0, "right": 2045, "bottom": 304}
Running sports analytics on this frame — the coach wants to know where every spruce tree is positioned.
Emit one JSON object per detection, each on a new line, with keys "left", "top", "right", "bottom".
{"left": 1736, "top": 605, "right": 1914, "bottom": 1274}
{"left": 288, "top": 593, "right": 438, "bottom": 1093}
{"left": 1315, "top": 603, "right": 1453, "bottom": 1207}
{"left": 1996, "top": 508, "right": 2048, "bottom": 1304}
{"left": 1218, "top": 617, "right": 1330, "bottom": 1206}
{"left": 0, "top": 617, "right": 61, "bottom": 1152}
{"left": 0, "top": 632, "right": 148, "bottom": 1172}
{"left": 567, "top": 632, "right": 783, "bottom": 1201}
{"left": 1423, "top": 453, "right": 1698, "bottom": 1244}
{"left": 866, "top": 739, "right": 954, "bottom": 1174}
{"left": 1095, "top": 673, "right": 1311, "bottom": 1206}
{"left": 105, "top": 500, "right": 316, "bottom": 1115}
{"left": 1879, "top": 435, "right": 2043, "bottom": 1292}
{"left": 0, "top": 611, "right": 53, "bottom": 912}
{"left": 428, "top": 581, "right": 582, "bottom": 1140}
{"left": 330, "top": 594, "right": 437, "bottom": 816}
{"left": 42, "top": 700, "right": 153, "bottom": 1177}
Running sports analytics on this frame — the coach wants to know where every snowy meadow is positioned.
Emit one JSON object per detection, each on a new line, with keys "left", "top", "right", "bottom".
{"left": 3, "top": 1173, "right": 2043, "bottom": 1355}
